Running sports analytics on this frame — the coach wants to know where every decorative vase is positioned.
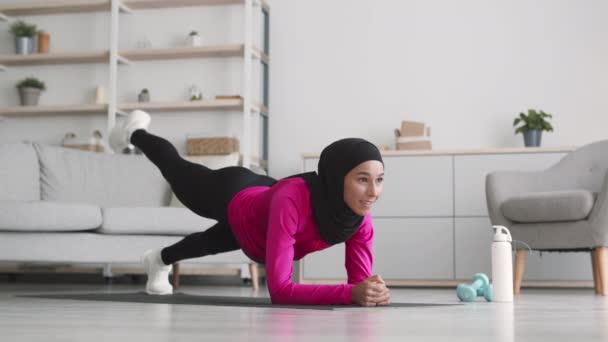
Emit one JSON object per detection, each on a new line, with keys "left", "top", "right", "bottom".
{"left": 15, "top": 37, "right": 34, "bottom": 55}
{"left": 523, "top": 130, "right": 542, "bottom": 147}
{"left": 18, "top": 87, "right": 41, "bottom": 106}
{"left": 38, "top": 31, "right": 50, "bottom": 53}
{"left": 95, "top": 85, "right": 106, "bottom": 104}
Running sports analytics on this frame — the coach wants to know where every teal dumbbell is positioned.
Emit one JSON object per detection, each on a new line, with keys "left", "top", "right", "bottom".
{"left": 456, "top": 273, "right": 493, "bottom": 302}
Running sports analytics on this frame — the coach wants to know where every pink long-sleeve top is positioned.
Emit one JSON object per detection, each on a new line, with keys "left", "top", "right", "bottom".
{"left": 226, "top": 177, "right": 374, "bottom": 305}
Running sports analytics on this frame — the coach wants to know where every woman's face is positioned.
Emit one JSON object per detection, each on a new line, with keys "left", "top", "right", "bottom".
{"left": 343, "top": 160, "right": 384, "bottom": 216}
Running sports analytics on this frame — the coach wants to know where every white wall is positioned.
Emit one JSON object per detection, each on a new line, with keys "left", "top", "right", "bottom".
{"left": 1, "top": 1, "right": 607, "bottom": 179}
{"left": 268, "top": 0, "right": 608, "bottom": 178}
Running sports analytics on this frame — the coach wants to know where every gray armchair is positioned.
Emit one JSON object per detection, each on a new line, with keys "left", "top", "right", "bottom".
{"left": 486, "top": 140, "right": 608, "bottom": 295}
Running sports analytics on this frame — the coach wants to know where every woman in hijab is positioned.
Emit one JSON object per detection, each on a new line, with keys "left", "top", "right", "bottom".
{"left": 110, "top": 110, "right": 390, "bottom": 306}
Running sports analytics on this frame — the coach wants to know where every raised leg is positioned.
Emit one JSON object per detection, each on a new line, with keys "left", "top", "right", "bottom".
{"left": 131, "top": 129, "right": 276, "bottom": 221}
{"left": 513, "top": 249, "right": 528, "bottom": 295}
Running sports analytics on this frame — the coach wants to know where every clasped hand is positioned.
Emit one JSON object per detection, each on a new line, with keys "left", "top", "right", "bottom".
{"left": 351, "top": 275, "right": 390, "bottom": 306}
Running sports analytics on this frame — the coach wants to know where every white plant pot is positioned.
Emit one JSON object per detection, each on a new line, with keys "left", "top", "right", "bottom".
{"left": 186, "top": 34, "right": 203, "bottom": 47}
{"left": 18, "top": 87, "right": 42, "bottom": 106}
{"left": 15, "top": 37, "right": 34, "bottom": 55}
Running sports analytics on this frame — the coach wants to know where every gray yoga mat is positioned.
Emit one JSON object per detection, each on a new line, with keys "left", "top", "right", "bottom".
{"left": 20, "top": 292, "right": 459, "bottom": 310}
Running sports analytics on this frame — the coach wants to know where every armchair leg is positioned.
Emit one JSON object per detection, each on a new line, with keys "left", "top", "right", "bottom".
{"left": 592, "top": 249, "right": 601, "bottom": 294}
{"left": 513, "top": 250, "right": 528, "bottom": 295}
{"left": 248, "top": 263, "right": 259, "bottom": 291}
{"left": 596, "top": 247, "right": 608, "bottom": 296}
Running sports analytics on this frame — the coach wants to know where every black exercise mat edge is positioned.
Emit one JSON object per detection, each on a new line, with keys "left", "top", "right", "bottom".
{"left": 18, "top": 292, "right": 460, "bottom": 311}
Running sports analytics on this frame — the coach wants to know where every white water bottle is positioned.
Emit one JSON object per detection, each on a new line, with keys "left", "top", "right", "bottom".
{"left": 491, "top": 225, "right": 514, "bottom": 302}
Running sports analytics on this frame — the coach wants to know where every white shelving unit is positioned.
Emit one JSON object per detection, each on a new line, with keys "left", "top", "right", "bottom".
{"left": 0, "top": 0, "right": 270, "bottom": 169}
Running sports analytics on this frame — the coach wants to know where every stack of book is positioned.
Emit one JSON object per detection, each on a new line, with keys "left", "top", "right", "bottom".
{"left": 394, "top": 120, "right": 432, "bottom": 150}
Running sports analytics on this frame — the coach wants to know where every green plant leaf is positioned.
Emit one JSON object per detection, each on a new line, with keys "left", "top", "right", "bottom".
{"left": 16, "top": 77, "right": 46, "bottom": 90}
{"left": 514, "top": 108, "right": 553, "bottom": 133}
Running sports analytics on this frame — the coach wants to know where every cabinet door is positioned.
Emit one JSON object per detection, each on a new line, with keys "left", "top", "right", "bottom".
{"left": 455, "top": 217, "right": 593, "bottom": 281}
{"left": 301, "top": 243, "right": 346, "bottom": 280}
{"left": 454, "top": 153, "right": 567, "bottom": 216}
{"left": 375, "top": 156, "right": 453, "bottom": 217}
{"left": 455, "top": 217, "right": 494, "bottom": 279}
{"left": 373, "top": 218, "right": 454, "bottom": 279}
{"left": 302, "top": 218, "right": 454, "bottom": 280}
{"left": 304, "top": 155, "right": 453, "bottom": 217}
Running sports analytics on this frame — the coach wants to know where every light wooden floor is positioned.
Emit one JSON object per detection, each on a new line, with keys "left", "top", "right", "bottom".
{"left": 1, "top": 282, "right": 608, "bottom": 341}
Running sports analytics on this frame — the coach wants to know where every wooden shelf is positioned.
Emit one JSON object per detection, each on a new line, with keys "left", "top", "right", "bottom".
{"left": 0, "top": 104, "right": 107, "bottom": 117}
{"left": 121, "top": 45, "right": 243, "bottom": 61}
{"left": 123, "top": 0, "right": 269, "bottom": 11}
{"left": 119, "top": 99, "right": 267, "bottom": 113}
{"left": 0, "top": 51, "right": 130, "bottom": 66}
{"left": 124, "top": 0, "right": 239, "bottom": 9}
{"left": 0, "top": 46, "right": 264, "bottom": 67}
{"left": 121, "top": 45, "right": 267, "bottom": 63}
{"left": 0, "top": 0, "right": 268, "bottom": 18}
{"left": 119, "top": 99, "right": 243, "bottom": 112}
{"left": 0, "top": 0, "right": 131, "bottom": 17}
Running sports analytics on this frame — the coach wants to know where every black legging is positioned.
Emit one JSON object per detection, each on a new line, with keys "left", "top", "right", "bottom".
{"left": 130, "top": 130, "right": 276, "bottom": 265}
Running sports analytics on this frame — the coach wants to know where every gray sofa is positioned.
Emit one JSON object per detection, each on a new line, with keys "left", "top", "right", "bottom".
{"left": 0, "top": 142, "right": 253, "bottom": 282}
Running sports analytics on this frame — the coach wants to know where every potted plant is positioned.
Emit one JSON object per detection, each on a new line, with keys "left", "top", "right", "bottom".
{"left": 16, "top": 77, "right": 46, "bottom": 106}
{"left": 513, "top": 109, "right": 554, "bottom": 147}
{"left": 186, "top": 30, "right": 202, "bottom": 47}
{"left": 138, "top": 88, "right": 150, "bottom": 102}
{"left": 189, "top": 84, "right": 203, "bottom": 101}
{"left": 9, "top": 20, "right": 38, "bottom": 55}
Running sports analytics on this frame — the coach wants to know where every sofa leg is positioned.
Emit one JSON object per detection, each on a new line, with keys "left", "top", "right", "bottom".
{"left": 172, "top": 263, "right": 180, "bottom": 289}
{"left": 597, "top": 247, "right": 608, "bottom": 296}
{"left": 248, "top": 263, "right": 259, "bottom": 291}
{"left": 513, "top": 249, "right": 528, "bottom": 295}
{"left": 592, "top": 249, "right": 602, "bottom": 294}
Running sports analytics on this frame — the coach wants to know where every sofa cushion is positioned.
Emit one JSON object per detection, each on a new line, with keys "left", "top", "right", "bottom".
{"left": 0, "top": 143, "right": 40, "bottom": 201}
{"left": 0, "top": 200, "right": 102, "bottom": 232}
{"left": 99, "top": 207, "right": 216, "bottom": 235}
{"left": 501, "top": 190, "right": 594, "bottom": 223}
{"left": 34, "top": 143, "right": 170, "bottom": 207}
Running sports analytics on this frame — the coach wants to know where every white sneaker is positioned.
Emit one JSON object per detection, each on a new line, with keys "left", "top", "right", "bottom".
{"left": 142, "top": 249, "right": 173, "bottom": 295}
{"left": 109, "top": 109, "right": 151, "bottom": 153}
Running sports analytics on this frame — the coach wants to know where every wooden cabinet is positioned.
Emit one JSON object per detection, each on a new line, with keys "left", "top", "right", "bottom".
{"left": 299, "top": 147, "right": 593, "bottom": 287}
{"left": 302, "top": 218, "right": 454, "bottom": 281}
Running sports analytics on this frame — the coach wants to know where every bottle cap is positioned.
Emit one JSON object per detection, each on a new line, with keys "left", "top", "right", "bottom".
{"left": 492, "top": 225, "right": 512, "bottom": 242}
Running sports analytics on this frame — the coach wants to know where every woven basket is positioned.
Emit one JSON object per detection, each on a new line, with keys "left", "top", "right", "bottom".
{"left": 187, "top": 137, "right": 240, "bottom": 155}
{"left": 63, "top": 144, "right": 105, "bottom": 153}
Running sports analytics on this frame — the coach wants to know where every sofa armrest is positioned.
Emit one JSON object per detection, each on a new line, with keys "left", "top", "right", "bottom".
{"left": 588, "top": 171, "right": 608, "bottom": 246}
